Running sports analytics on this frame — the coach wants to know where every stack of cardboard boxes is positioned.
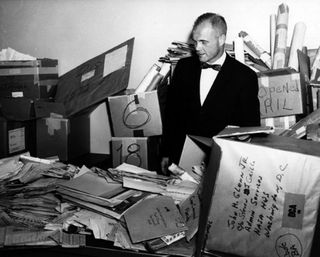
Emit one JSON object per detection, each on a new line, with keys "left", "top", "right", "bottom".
{"left": 0, "top": 38, "right": 135, "bottom": 162}
{"left": 0, "top": 58, "right": 58, "bottom": 158}
{"left": 107, "top": 84, "right": 164, "bottom": 171}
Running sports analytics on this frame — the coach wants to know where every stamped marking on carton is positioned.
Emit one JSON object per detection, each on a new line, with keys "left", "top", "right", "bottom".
{"left": 81, "top": 69, "right": 95, "bottom": 82}
{"left": 275, "top": 233, "right": 302, "bottom": 257}
{"left": 282, "top": 193, "right": 305, "bottom": 229}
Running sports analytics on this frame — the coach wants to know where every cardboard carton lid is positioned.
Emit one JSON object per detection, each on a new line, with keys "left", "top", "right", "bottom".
{"left": 55, "top": 38, "right": 134, "bottom": 117}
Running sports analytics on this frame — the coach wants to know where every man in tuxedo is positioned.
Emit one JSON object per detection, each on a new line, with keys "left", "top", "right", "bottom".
{"left": 161, "top": 12, "right": 261, "bottom": 173}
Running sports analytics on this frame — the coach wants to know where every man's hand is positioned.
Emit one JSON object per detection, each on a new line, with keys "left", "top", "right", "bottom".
{"left": 160, "top": 157, "right": 169, "bottom": 175}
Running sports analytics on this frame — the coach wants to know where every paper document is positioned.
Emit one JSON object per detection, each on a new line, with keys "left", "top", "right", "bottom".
{"left": 103, "top": 45, "right": 127, "bottom": 77}
{"left": 124, "top": 195, "right": 187, "bottom": 243}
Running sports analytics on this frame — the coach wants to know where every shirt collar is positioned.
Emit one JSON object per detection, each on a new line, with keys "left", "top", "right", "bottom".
{"left": 207, "top": 52, "right": 226, "bottom": 66}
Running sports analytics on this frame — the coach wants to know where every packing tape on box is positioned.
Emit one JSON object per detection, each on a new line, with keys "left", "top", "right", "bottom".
{"left": 0, "top": 67, "right": 57, "bottom": 76}
{"left": 259, "top": 76, "right": 269, "bottom": 87}
{"left": 262, "top": 116, "right": 296, "bottom": 130}
{"left": 127, "top": 94, "right": 140, "bottom": 113}
{"left": 123, "top": 94, "right": 151, "bottom": 131}
{"left": 81, "top": 69, "right": 95, "bottom": 83}
{"left": 46, "top": 118, "right": 62, "bottom": 136}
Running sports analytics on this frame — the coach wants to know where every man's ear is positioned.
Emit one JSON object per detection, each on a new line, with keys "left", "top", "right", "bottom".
{"left": 219, "top": 34, "right": 226, "bottom": 46}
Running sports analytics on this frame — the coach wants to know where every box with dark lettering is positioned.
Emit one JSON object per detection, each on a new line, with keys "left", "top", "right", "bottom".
{"left": 257, "top": 68, "right": 307, "bottom": 119}
{"left": 0, "top": 117, "right": 36, "bottom": 158}
{"left": 0, "top": 59, "right": 58, "bottom": 99}
{"left": 110, "top": 136, "right": 161, "bottom": 171}
{"left": 184, "top": 134, "right": 320, "bottom": 257}
{"left": 107, "top": 90, "right": 162, "bottom": 137}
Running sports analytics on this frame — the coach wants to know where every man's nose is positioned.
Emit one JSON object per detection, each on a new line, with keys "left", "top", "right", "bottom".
{"left": 195, "top": 43, "right": 201, "bottom": 51}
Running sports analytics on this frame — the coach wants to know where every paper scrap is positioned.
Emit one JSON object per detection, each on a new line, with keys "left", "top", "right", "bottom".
{"left": 103, "top": 45, "right": 127, "bottom": 77}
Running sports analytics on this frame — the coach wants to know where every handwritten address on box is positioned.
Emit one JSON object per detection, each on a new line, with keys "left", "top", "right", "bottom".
{"left": 204, "top": 138, "right": 320, "bottom": 257}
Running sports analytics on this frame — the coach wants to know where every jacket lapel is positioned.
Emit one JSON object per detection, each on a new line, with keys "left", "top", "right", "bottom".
{"left": 201, "top": 54, "right": 233, "bottom": 109}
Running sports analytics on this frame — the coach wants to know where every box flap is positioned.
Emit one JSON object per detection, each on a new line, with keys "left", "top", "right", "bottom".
{"left": 178, "top": 135, "right": 213, "bottom": 177}
{"left": 55, "top": 38, "right": 134, "bottom": 117}
{"left": 34, "top": 101, "right": 66, "bottom": 118}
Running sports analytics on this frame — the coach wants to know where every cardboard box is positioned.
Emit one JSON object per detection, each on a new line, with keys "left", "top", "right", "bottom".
{"left": 54, "top": 38, "right": 134, "bottom": 117}
{"left": 189, "top": 134, "right": 320, "bottom": 257}
{"left": 0, "top": 117, "right": 36, "bottom": 158}
{"left": 111, "top": 136, "right": 161, "bottom": 171}
{"left": 258, "top": 68, "right": 306, "bottom": 119}
{"left": 0, "top": 97, "right": 67, "bottom": 121}
{"left": 0, "top": 97, "right": 35, "bottom": 121}
{"left": 0, "top": 59, "right": 58, "bottom": 99}
{"left": 36, "top": 113, "right": 90, "bottom": 162}
{"left": 108, "top": 90, "right": 162, "bottom": 137}
{"left": 0, "top": 39, "right": 134, "bottom": 121}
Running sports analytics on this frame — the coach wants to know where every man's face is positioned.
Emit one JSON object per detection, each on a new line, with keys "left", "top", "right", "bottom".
{"left": 192, "top": 21, "right": 226, "bottom": 63}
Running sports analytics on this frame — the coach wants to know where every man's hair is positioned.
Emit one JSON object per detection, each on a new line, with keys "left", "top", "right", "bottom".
{"left": 192, "top": 12, "right": 227, "bottom": 36}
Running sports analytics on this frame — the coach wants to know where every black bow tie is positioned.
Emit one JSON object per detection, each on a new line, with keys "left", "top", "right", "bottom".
{"left": 201, "top": 63, "right": 222, "bottom": 71}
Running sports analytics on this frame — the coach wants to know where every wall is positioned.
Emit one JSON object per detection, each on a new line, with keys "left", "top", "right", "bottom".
{"left": 1, "top": 0, "right": 320, "bottom": 153}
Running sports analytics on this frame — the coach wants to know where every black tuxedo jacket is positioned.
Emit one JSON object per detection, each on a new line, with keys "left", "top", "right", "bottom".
{"left": 162, "top": 54, "right": 261, "bottom": 164}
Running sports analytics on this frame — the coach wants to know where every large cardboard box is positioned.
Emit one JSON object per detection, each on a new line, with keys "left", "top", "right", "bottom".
{"left": 36, "top": 114, "right": 90, "bottom": 162}
{"left": 0, "top": 39, "right": 134, "bottom": 121}
{"left": 0, "top": 117, "right": 36, "bottom": 158}
{"left": 0, "top": 59, "right": 58, "bottom": 99}
{"left": 108, "top": 90, "right": 162, "bottom": 137}
{"left": 111, "top": 136, "right": 161, "bottom": 171}
{"left": 258, "top": 68, "right": 307, "bottom": 119}
{"left": 189, "top": 134, "right": 320, "bottom": 257}
{"left": 54, "top": 38, "right": 134, "bottom": 117}
{"left": 0, "top": 97, "right": 35, "bottom": 121}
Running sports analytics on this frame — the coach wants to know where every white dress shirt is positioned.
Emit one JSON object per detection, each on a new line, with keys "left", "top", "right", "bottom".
{"left": 199, "top": 52, "right": 226, "bottom": 105}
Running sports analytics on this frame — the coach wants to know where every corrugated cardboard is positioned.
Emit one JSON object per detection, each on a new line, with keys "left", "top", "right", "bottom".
{"left": 0, "top": 59, "right": 58, "bottom": 99}
{"left": 0, "top": 117, "right": 36, "bottom": 158}
{"left": 0, "top": 97, "right": 35, "bottom": 121}
{"left": 108, "top": 90, "right": 162, "bottom": 137}
{"left": 111, "top": 136, "right": 161, "bottom": 171}
{"left": 258, "top": 68, "right": 306, "bottom": 118}
{"left": 36, "top": 113, "right": 90, "bottom": 161}
{"left": 54, "top": 38, "right": 134, "bottom": 117}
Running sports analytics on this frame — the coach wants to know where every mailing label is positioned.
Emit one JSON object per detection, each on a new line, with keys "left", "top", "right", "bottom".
{"left": 282, "top": 192, "right": 305, "bottom": 229}
{"left": 81, "top": 69, "right": 95, "bottom": 83}
{"left": 8, "top": 127, "right": 25, "bottom": 154}
{"left": 103, "top": 45, "right": 127, "bottom": 77}
{"left": 11, "top": 92, "right": 24, "bottom": 97}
